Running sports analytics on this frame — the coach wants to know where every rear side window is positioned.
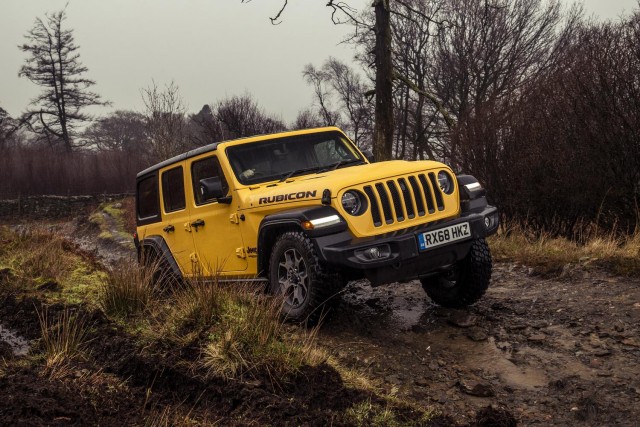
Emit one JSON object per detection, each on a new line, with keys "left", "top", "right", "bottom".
{"left": 137, "top": 174, "right": 159, "bottom": 222}
{"left": 161, "top": 167, "right": 186, "bottom": 213}
{"left": 192, "top": 156, "right": 229, "bottom": 205}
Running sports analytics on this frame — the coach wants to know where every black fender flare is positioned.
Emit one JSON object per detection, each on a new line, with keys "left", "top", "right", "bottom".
{"left": 456, "top": 174, "right": 488, "bottom": 213}
{"left": 138, "top": 235, "right": 182, "bottom": 277}
{"left": 256, "top": 205, "right": 347, "bottom": 275}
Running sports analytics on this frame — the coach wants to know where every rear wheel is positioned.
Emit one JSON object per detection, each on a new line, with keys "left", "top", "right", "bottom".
{"left": 269, "top": 231, "right": 343, "bottom": 324}
{"left": 420, "top": 238, "right": 492, "bottom": 308}
{"left": 139, "top": 246, "right": 182, "bottom": 291}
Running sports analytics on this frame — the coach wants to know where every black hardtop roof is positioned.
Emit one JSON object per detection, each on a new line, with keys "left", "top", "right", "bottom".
{"left": 135, "top": 127, "right": 342, "bottom": 179}
{"left": 136, "top": 141, "right": 220, "bottom": 178}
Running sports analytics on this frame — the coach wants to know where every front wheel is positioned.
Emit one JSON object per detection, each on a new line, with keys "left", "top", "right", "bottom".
{"left": 420, "top": 238, "right": 492, "bottom": 308}
{"left": 269, "top": 231, "right": 343, "bottom": 324}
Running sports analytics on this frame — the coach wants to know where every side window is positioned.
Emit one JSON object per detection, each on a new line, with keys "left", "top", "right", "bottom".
{"left": 161, "top": 166, "right": 186, "bottom": 213}
{"left": 191, "top": 156, "right": 229, "bottom": 205}
{"left": 137, "top": 174, "right": 159, "bottom": 221}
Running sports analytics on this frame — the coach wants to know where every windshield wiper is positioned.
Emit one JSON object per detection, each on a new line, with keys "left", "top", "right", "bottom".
{"left": 322, "top": 158, "right": 365, "bottom": 172}
{"left": 278, "top": 166, "right": 322, "bottom": 182}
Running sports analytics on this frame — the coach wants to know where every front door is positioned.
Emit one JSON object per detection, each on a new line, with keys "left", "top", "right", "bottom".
{"left": 187, "top": 154, "right": 247, "bottom": 275}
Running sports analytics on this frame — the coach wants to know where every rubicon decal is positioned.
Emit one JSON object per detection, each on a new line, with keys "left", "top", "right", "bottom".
{"left": 259, "top": 190, "right": 317, "bottom": 205}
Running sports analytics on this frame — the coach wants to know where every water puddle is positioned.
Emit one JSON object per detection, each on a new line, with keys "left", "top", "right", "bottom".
{"left": 426, "top": 331, "right": 549, "bottom": 390}
{"left": 0, "top": 324, "right": 31, "bottom": 357}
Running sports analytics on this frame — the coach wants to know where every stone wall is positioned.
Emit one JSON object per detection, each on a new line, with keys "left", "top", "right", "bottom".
{"left": 0, "top": 194, "right": 133, "bottom": 219}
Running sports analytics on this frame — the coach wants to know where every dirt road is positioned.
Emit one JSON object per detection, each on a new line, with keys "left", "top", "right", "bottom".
{"left": 322, "top": 263, "right": 640, "bottom": 425}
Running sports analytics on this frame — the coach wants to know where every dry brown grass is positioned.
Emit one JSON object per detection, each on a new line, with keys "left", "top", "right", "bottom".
{"left": 0, "top": 227, "right": 75, "bottom": 284}
{"left": 98, "top": 259, "right": 158, "bottom": 318}
{"left": 490, "top": 222, "right": 640, "bottom": 276}
{"left": 174, "top": 277, "right": 326, "bottom": 382}
{"left": 37, "top": 307, "right": 89, "bottom": 377}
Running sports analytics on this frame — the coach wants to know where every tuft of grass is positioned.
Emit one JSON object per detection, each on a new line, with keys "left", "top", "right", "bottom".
{"left": 344, "top": 399, "right": 438, "bottom": 427}
{"left": 37, "top": 307, "right": 89, "bottom": 375}
{"left": 490, "top": 222, "right": 640, "bottom": 276}
{"left": 98, "top": 259, "right": 156, "bottom": 318}
{"left": 193, "top": 279, "right": 325, "bottom": 382}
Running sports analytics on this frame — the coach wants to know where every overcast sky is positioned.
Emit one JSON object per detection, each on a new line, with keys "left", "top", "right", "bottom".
{"left": 1, "top": 0, "right": 638, "bottom": 123}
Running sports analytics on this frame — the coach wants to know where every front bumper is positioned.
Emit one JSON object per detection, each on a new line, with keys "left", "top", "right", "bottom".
{"left": 314, "top": 204, "right": 498, "bottom": 285}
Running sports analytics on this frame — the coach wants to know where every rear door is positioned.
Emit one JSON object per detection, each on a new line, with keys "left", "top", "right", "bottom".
{"left": 187, "top": 154, "right": 247, "bottom": 275}
{"left": 157, "top": 162, "right": 197, "bottom": 276}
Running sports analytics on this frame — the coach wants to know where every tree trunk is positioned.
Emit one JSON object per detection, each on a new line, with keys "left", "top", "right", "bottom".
{"left": 373, "top": 0, "right": 394, "bottom": 161}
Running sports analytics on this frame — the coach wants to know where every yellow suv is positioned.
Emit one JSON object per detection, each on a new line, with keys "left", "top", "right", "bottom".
{"left": 134, "top": 127, "right": 499, "bottom": 323}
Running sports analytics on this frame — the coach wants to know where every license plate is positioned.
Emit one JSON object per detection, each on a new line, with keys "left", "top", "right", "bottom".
{"left": 417, "top": 222, "right": 471, "bottom": 251}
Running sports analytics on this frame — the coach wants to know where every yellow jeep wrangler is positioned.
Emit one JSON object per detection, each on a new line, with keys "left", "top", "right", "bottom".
{"left": 134, "top": 127, "right": 498, "bottom": 323}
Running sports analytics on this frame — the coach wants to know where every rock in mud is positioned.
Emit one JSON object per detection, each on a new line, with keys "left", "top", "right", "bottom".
{"left": 466, "top": 327, "right": 489, "bottom": 342}
{"left": 528, "top": 333, "right": 546, "bottom": 343}
{"left": 414, "top": 378, "right": 429, "bottom": 387}
{"left": 458, "top": 379, "right": 495, "bottom": 397}
{"left": 448, "top": 312, "right": 478, "bottom": 328}
{"left": 593, "top": 349, "right": 612, "bottom": 357}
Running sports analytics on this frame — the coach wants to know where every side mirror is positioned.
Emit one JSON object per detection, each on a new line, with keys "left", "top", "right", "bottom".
{"left": 363, "top": 149, "right": 375, "bottom": 163}
{"left": 199, "top": 177, "right": 231, "bottom": 204}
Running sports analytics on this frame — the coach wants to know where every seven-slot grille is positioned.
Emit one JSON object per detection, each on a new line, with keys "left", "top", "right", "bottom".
{"left": 361, "top": 172, "right": 446, "bottom": 227}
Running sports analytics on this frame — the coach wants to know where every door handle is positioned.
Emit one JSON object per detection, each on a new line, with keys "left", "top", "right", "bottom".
{"left": 191, "top": 219, "right": 205, "bottom": 231}
{"left": 163, "top": 224, "right": 175, "bottom": 233}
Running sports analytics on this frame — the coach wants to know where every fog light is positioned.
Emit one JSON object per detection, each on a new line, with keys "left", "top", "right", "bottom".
{"left": 484, "top": 217, "right": 491, "bottom": 228}
{"left": 367, "top": 247, "right": 381, "bottom": 259}
{"left": 355, "top": 244, "right": 391, "bottom": 262}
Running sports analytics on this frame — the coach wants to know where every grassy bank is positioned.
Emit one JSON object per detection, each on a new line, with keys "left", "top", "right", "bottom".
{"left": 489, "top": 223, "right": 640, "bottom": 276}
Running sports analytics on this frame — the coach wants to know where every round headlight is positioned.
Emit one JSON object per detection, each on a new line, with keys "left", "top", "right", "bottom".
{"left": 438, "top": 171, "right": 454, "bottom": 194}
{"left": 341, "top": 190, "right": 367, "bottom": 216}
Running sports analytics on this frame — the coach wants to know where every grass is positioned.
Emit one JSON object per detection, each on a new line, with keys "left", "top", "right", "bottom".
{"left": 37, "top": 307, "right": 89, "bottom": 376}
{"left": 98, "top": 259, "right": 156, "bottom": 318}
{"left": 97, "top": 261, "right": 326, "bottom": 384}
{"left": 197, "top": 280, "right": 325, "bottom": 381}
{"left": 89, "top": 200, "right": 136, "bottom": 245}
{"left": 489, "top": 222, "right": 640, "bottom": 276}
{"left": 0, "top": 226, "right": 104, "bottom": 304}
{"left": 345, "top": 398, "right": 437, "bottom": 427}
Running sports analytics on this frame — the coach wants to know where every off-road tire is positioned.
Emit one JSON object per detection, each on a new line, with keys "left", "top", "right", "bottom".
{"left": 139, "top": 246, "right": 182, "bottom": 291}
{"left": 269, "top": 231, "right": 343, "bottom": 325}
{"left": 420, "top": 238, "right": 492, "bottom": 308}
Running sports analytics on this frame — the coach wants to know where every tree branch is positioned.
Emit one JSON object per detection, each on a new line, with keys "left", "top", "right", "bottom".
{"left": 393, "top": 70, "right": 456, "bottom": 129}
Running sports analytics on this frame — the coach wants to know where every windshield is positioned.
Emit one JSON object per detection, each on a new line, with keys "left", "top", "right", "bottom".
{"left": 226, "top": 131, "right": 364, "bottom": 185}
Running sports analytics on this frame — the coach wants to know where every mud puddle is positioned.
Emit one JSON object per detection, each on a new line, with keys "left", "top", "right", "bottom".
{"left": 0, "top": 323, "right": 30, "bottom": 357}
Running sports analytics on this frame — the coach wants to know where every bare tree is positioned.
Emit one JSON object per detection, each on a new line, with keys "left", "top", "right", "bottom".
{"left": 83, "top": 110, "right": 149, "bottom": 154}
{"left": 303, "top": 58, "right": 372, "bottom": 147}
{"left": 18, "top": 9, "right": 108, "bottom": 152}
{"left": 302, "top": 63, "right": 340, "bottom": 127}
{"left": 141, "top": 81, "right": 188, "bottom": 162}
{"left": 214, "top": 94, "right": 286, "bottom": 140}
{"left": 291, "top": 108, "right": 323, "bottom": 130}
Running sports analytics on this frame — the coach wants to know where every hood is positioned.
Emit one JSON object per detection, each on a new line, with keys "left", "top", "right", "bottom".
{"left": 236, "top": 160, "right": 449, "bottom": 209}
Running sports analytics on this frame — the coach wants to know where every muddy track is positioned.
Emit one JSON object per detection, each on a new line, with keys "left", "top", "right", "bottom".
{"left": 322, "top": 264, "right": 640, "bottom": 425}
